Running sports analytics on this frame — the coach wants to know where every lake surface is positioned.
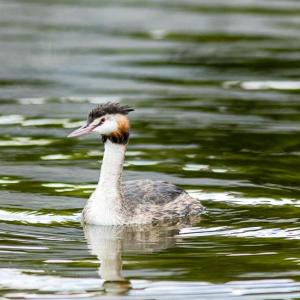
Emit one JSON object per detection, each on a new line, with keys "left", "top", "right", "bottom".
{"left": 1, "top": 0, "right": 300, "bottom": 299}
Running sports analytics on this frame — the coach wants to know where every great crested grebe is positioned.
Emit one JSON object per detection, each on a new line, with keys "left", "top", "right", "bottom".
{"left": 68, "top": 102, "right": 202, "bottom": 225}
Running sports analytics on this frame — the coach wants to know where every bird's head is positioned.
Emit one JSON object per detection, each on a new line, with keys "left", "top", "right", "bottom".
{"left": 68, "top": 102, "right": 134, "bottom": 144}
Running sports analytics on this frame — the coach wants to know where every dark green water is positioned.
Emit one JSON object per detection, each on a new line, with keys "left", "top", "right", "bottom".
{"left": 1, "top": 0, "right": 300, "bottom": 299}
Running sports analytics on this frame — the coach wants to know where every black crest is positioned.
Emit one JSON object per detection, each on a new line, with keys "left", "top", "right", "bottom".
{"left": 88, "top": 102, "right": 134, "bottom": 123}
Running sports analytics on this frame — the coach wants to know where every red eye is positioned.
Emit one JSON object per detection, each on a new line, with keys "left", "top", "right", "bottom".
{"left": 99, "top": 118, "right": 105, "bottom": 125}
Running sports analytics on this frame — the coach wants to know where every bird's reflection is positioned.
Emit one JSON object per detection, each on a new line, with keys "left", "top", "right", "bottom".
{"left": 83, "top": 218, "right": 200, "bottom": 295}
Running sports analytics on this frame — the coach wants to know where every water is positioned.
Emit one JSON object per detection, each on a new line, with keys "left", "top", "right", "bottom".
{"left": 1, "top": 0, "right": 300, "bottom": 298}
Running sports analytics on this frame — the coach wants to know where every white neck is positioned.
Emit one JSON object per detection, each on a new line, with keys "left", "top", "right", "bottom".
{"left": 83, "top": 140, "right": 127, "bottom": 225}
{"left": 98, "top": 140, "right": 126, "bottom": 193}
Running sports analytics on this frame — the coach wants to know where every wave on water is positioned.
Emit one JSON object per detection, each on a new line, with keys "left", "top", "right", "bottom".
{"left": 1, "top": 268, "right": 300, "bottom": 299}
{"left": 0, "top": 209, "right": 80, "bottom": 224}
{"left": 189, "top": 191, "right": 300, "bottom": 207}
{"left": 179, "top": 226, "right": 300, "bottom": 240}
{"left": 224, "top": 81, "right": 300, "bottom": 91}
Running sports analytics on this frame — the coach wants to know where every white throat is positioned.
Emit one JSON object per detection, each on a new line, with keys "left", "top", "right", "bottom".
{"left": 83, "top": 140, "right": 127, "bottom": 225}
{"left": 98, "top": 140, "right": 125, "bottom": 193}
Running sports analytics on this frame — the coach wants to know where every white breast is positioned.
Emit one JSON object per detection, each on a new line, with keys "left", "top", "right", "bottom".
{"left": 83, "top": 191, "right": 123, "bottom": 225}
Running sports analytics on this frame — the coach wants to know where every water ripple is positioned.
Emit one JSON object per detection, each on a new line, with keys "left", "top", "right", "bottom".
{"left": 179, "top": 226, "right": 300, "bottom": 240}
{"left": 0, "top": 209, "right": 80, "bottom": 224}
{"left": 1, "top": 0, "right": 300, "bottom": 299}
{"left": 0, "top": 137, "right": 53, "bottom": 147}
{"left": 2, "top": 269, "right": 300, "bottom": 299}
{"left": 224, "top": 80, "right": 300, "bottom": 90}
{"left": 190, "top": 191, "right": 300, "bottom": 207}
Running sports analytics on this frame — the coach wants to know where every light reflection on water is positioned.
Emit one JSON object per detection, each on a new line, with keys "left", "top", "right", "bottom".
{"left": 1, "top": 0, "right": 300, "bottom": 299}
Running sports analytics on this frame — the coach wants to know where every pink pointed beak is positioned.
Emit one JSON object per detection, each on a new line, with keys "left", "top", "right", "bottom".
{"left": 67, "top": 124, "right": 95, "bottom": 138}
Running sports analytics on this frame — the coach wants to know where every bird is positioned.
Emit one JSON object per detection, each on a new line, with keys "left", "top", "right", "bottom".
{"left": 68, "top": 102, "right": 203, "bottom": 225}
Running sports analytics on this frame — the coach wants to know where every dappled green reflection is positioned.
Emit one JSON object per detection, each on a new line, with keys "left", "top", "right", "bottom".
{"left": 1, "top": 0, "right": 300, "bottom": 298}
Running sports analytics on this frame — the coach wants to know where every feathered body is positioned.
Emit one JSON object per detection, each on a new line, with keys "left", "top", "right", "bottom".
{"left": 68, "top": 103, "right": 203, "bottom": 225}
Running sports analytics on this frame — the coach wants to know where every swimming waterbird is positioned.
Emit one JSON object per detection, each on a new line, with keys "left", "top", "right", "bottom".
{"left": 68, "top": 103, "right": 202, "bottom": 225}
